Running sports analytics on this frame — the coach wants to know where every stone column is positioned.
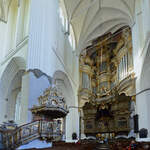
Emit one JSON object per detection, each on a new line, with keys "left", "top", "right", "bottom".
{"left": 136, "top": 91, "right": 150, "bottom": 138}
{"left": 0, "top": 96, "right": 8, "bottom": 124}
{"left": 55, "top": 78, "right": 79, "bottom": 142}
{"left": 136, "top": 77, "right": 150, "bottom": 139}
{"left": 143, "top": 0, "right": 150, "bottom": 39}
{"left": 55, "top": 79, "right": 66, "bottom": 140}
{"left": 19, "top": 72, "right": 30, "bottom": 125}
{"left": 80, "top": 108, "right": 86, "bottom": 139}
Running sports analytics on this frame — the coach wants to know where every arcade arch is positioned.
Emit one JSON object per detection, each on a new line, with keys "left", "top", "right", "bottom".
{"left": 0, "top": 57, "right": 26, "bottom": 124}
{"left": 53, "top": 70, "right": 79, "bottom": 142}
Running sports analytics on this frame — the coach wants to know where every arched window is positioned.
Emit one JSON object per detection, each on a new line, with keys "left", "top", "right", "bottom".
{"left": 15, "top": 91, "right": 21, "bottom": 123}
{"left": 59, "top": 7, "right": 65, "bottom": 28}
{"left": 59, "top": 4, "right": 68, "bottom": 32}
{"left": 59, "top": 2, "right": 76, "bottom": 50}
{"left": 68, "top": 24, "right": 76, "bottom": 50}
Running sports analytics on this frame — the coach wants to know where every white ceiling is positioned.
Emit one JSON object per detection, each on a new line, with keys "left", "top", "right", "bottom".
{"left": 61, "top": 0, "right": 135, "bottom": 54}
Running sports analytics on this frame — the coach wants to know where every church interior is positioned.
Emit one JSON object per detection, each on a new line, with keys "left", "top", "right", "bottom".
{"left": 0, "top": 0, "right": 150, "bottom": 149}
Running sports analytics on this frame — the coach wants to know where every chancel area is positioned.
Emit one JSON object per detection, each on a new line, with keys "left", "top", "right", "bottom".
{"left": 79, "top": 27, "right": 136, "bottom": 137}
{"left": 0, "top": 0, "right": 150, "bottom": 149}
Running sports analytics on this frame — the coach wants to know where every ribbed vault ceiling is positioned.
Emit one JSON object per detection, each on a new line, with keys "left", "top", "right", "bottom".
{"left": 61, "top": 0, "right": 135, "bottom": 54}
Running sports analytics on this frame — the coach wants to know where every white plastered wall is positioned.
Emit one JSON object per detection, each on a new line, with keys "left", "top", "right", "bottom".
{"left": 0, "top": 30, "right": 28, "bottom": 125}
{"left": 0, "top": 0, "right": 30, "bottom": 125}
{"left": 27, "top": 71, "right": 51, "bottom": 122}
{"left": 131, "top": 0, "right": 150, "bottom": 138}
{"left": 27, "top": 0, "right": 79, "bottom": 141}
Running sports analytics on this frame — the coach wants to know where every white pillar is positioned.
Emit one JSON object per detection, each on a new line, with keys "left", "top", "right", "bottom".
{"left": 136, "top": 77, "right": 150, "bottom": 139}
{"left": 65, "top": 107, "right": 79, "bottom": 142}
{"left": 136, "top": 91, "right": 150, "bottom": 138}
{"left": 80, "top": 109, "right": 86, "bottom": 139}
{"left": 143, "top": 0, "right": 150, "bottom": 40}
{"left": 19, "top": 72, "right": 29, "bottom": 125}
{"left": 0, "top": 97, "right": 8, "bottom": 124}
{"left": 55, "top": 78, "right": 79, "bottom": 142}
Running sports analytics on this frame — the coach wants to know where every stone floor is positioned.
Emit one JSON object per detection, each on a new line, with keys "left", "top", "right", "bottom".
{"left": 19, "top": 140, "right": 150, "bottom": 150}
{"left": 22, "top": 141, "right": 95, "bottom": 150}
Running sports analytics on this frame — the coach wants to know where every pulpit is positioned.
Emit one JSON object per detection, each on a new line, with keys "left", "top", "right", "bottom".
{"left": 0, "top": 86, "right": 69, "bottom": 149}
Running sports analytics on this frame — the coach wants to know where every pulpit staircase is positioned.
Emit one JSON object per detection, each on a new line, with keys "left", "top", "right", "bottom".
{"left": 1, "top": 120, "right": 62, "bottom": 149}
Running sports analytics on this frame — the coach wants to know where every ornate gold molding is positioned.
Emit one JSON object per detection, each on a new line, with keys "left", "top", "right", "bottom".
{"left": 79, "top": 26, "right": 135, "bottom": 104}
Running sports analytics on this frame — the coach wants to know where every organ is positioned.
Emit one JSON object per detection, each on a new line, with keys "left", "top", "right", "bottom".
{"left": 78, "top": 26, "right": 136, "bottom": 138}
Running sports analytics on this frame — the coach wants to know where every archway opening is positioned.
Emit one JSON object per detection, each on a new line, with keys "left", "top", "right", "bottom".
{"left": 53, "top": 70, "right": 79, "bottom": 142}
{"left": 6, "top": 70, "right": 25, "bottom": 124}
{"left": 0, "top": 57, "right": 26, "bottom": 124}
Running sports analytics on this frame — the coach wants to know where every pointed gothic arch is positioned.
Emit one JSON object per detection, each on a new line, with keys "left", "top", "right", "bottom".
{"left": 53, "top": 70, "right": 79, "bottom": 142}
{"left": 0, "top": 56, "right": 26, "bottom": 123}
